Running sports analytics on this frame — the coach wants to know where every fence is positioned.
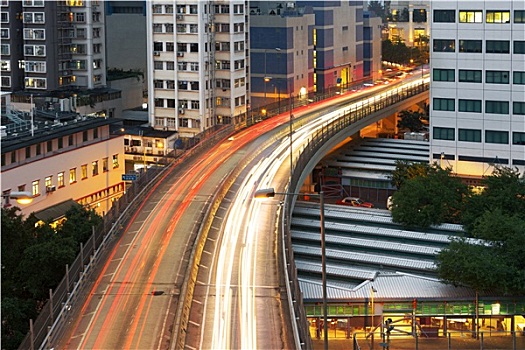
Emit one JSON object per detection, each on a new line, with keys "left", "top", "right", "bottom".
{"left": 351, "top": 331, "right": 524, "bottom": 350}
{"left": 18, "top": 125, "right": 235, "bottom": 350}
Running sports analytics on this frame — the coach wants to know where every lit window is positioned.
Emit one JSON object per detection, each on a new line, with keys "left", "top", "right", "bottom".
{"left": 58, "top": 172, "right": 65, "bottom": 187}
{"left": 32, "top": 180, "right": 39, "bottom": 196}
{"left": 102, "top": 157, "right": 108, "bottom": 172}
{"left": 112, "top": 154, "right": 119, "bottom": 168}
{"left": 459, "top": 10, "right": 482, "bottom": 23}
{"left": 486, "top": 11, "right": 510, "bottom": 23}
{"left": 69, "top": 168, "right": 76, "bottom": 183}
{"left": 81, "top": 164, "right": 88, "bottom": 179}
{"left": 92, "top": 160, "right": 98, "bottom": 176}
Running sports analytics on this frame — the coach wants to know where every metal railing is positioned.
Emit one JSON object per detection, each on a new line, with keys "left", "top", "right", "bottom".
{"left": 18, "top": 125, "right": 235, "bottom": 350}
{"left": 284, "top": 81, "right": 429, "bottom": 349}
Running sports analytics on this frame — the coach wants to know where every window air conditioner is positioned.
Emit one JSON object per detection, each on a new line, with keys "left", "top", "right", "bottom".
{"left": 177, "top": 52, "right": 184, "bottom": 57}
{"left": 176, "top": 14, "right": 183, "bottom": 20}
{"left": 179, "top": 109, "right": 185, "bottom": 114}
{"left": 46, "top": 185, "right": 56, "bottom": 192}
{"left": 153, "top": 51, "right": 161, "bottom": 56}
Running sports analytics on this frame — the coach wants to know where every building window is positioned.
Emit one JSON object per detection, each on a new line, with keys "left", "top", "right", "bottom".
{"left": 485, "top": 130, "right": 509, "bottom": 144}
{"left": 433, "top": 69, "right": 454, "bottom": 81}
{"left": 513, "top": 102, "right": 525, "bottom": 115}
{"left": 433, "top": 127, "right": 455, "bottom": 141}
{"left": 36, "top": 144, "right": 41, "bottom": 155}
{"left": 458, "top": 99, "right": 482, "bottom": 113}
{"left": 58, "top": 172, "right": 64, "bottom": 187}
{"left": 83, "top": 130, "right": 88, "bottom": 141}
{"left": 69, "top": 168, "right": 76, "bottom": 183}
{"left": 44, "top": 176, "right": 52, "bottom": 190}
{"left": 47, "top": 140, "right": 52, "bottom": 152}
{"left": 166, "top": 42, "right": 174, "bottom": 52}
{"left": 433, "top": 39, "right": 455, "bottom": 52}
{"left": 154, "top": 80, "right": 163, "bottom": 89}
{"left": 459, "top": 40, "right": 482, "bottom": 53}
{"left": 112, "top": 154, "right": 119, "bottom": 168}
{"left": 514, "top": 41, "right": 525, "bottom": 54}
{"left": 515, "top": 10, "right": 525, "bottom": 23}
{"left": 32, "top": 180, "right": 39, "bottom": 196}
{"left": 0, "top": 28, "right": 8, "bottom": 39}
{"left": 0, "top": 11, "right": 8, "bottom": 23}
{"left": 81, "top": 164, "right": 88, "bottom": 179}
{"left": 486, "top": 40, "right": 510, "bottom": 54}
{"left": 513, "top": 132, "right": 525, "bottom": 145}
{"left": 459, "top": 129, "right": 481, "bottom": 143}
{"left": 486, "top": 70, "right": 509, "bottom": 84}
{"left": 92, "top": 160, "right": 99, "bottom": 175}
{"left": 25, "top": 146, "right": 31, "bottom": 159}
{"left": 25, "top": 77, "right": 46, "bottom": 89}
{"left": 68, "top": 134, "right": 74, "bottom": 146}
{"left": 433, "top": 10, "right": 455, "bottom": 23}
{"left": 459, "top": 10, "right": 483, "bottom": 23}
{"left": 458, "top": 70, "right": 482, "bottom": 83}
{"left": 93, "top": 127, "right": 98, "bottom": 139}
{"left": 486, "top": 100, "right": 509, "bottom": 114}
{"left": 189, "top": 5, "right": 197, "bottom": 14}
{"left": 486, "top": 11, "right": 510, "bottom": 23}
{"left": 154, "top": 61, "right": 163, "bottom": 70}
{"left": 433, "top": 98, "right": 455, "bottom": 111}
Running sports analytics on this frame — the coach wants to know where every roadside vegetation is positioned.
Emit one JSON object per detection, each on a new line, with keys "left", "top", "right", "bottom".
{"left": 1, "top": 204, "right": 102, "bottom": 349}
{"left": 390, "top": 163, "right": 525, "bottom": 295}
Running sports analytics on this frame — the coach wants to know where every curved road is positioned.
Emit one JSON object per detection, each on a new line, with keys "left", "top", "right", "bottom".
{"left": 56, "top": 76, "right": 424, "bottom": 350}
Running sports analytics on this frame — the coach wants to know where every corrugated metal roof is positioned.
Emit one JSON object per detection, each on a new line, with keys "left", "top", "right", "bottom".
{"left": 293, "top": 230, "right": 440, "bottom": 256}
{"left": 299, "top": 273, "right": 477, "bottom": 302}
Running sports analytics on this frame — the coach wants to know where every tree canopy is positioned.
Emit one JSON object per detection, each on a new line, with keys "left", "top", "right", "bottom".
{"left": 397, "top": 109, "right": 427, "bottom": 133}
{"left": 1, "top": 204, "right": 102, "bottom": 349}
{"left": 391, "top": 163, "right": 525, "bottom": 295}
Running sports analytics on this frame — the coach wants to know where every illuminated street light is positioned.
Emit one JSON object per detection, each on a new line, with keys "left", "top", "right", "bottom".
{"left": 254, "top": 187, "right": 328, "bottom": 350}
{"left": 3, "top": 191, "right": 34, "bottom": 207}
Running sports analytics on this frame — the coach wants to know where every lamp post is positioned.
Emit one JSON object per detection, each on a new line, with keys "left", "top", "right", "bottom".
{"left": 254, "top": 188, "right": 327, "bottom": 350}
{"left": 370, "top": 286, "right": 377, "bottom": 338}
{"left": 2, "top": 191, "right": 34, "bottom": 207}
{"left": 264, "top": 48, "right": 281, "bottom": 111}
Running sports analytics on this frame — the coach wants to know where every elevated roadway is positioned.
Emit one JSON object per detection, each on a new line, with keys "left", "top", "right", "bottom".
{"left": 52, "top": 76, "right": 428, "bottom": 350}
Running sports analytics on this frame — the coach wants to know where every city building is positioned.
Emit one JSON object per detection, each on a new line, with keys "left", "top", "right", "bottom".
{"left": 1, "top": 0, "right": 107, "bottom": 92}
{"left": 249, "top": 1, "right": 314, "bottom": 108}
{"left": 1, "top": 109, "right": 125, "bottom": 217}
{"left": 430, "top": 1, "right": 525, "bottom": 178}
{"left": 387, "top": 0, "right": 430, "bottom": 49}
{"left": 296, "top": 0, "right": 366, "bottom": 91}
{"left": 146, "top": 1, "right": 250, "bottom": 137}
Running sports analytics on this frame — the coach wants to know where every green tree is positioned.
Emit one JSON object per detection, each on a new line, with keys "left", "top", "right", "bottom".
{"left": 436, "top": 167, "right": 525, "bottom": 295}
{"left": 391, "top": 165, "right": 467, "bottom": 228}
{"left": 367, "top": 1, "right": 389, "bottom": 23}
{"left": 1, "top": 204, "right": 103, "bottom": 349}
{"left": 397, "top": 109, "right": 426, "bottom": 132}
{"left": 390, "top": 160, "right": 433, "bottom": 189}
{"left": 461, "top": 166, "right": 525, "bottom": 232}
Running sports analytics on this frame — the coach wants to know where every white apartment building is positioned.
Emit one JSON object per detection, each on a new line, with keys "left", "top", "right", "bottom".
{"left": 146, "top": 1, "right": 249, "bottom": 137}
{"left": 430, "top": 1, "right": 525, "bottom": 178}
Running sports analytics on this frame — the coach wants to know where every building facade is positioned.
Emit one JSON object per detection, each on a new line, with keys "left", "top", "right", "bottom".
{"left": 146, "top": 1, "right": 250, "bottom": 137}
{"left": 0, "top": 0, "right": 107, "bottom": 93}
{"left": 249, "top": 1, "right": 314, "bottom": 108}
{"left": 430, "top": 1, "right": 525, "bottom": 177}
{"left": 1, "top": 115, "right": 125, "bottom": 217}
{"left": 387, "top": 0, "right": 430, "bottom": 48}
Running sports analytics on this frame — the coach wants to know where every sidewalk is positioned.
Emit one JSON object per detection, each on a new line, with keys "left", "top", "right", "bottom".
{"left": 311, "top": 335, "right": 525, "bottom": 350}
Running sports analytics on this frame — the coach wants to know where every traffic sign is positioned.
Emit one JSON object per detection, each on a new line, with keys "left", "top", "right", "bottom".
{"left": 122, "top": 173, "right": 138, "bottom": 181}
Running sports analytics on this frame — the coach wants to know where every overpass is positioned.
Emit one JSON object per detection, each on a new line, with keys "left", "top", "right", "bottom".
{"left": 21, "top": 79, "right": 428, "bottom": 350}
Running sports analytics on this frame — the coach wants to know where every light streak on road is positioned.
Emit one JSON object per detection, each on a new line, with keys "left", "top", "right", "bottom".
{"left": 206, "top": 75, "right": 428, "bottom": 348}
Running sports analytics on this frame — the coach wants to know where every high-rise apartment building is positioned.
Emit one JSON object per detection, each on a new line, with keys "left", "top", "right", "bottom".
{"left": 0, "top": 0, "right": 106, "bottom": 93}
{"left": 430, "top": 1, "right": 525, "bottom": 178}
{"left": 146, "top": 1, "right": 249, "bottom": 137}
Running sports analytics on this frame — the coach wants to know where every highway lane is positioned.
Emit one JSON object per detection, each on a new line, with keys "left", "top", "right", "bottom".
{"left": 56, "top": 121, "right": 286, "bottom": 349}
{"left": 187, "top": 74, "right": 428, "bottom": 349}
{"left": 55, "top": 74, "right": 427, "bottom": 350}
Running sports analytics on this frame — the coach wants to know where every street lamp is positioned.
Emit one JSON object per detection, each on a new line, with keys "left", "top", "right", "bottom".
{"left": 264, "top": 48, "right": 281, "bottom": 110}
{"left": 254, "top": 188, "right": 328, "bottom": 350}
{"left": 2, "top": 191, "right": 34, "bottom": 207}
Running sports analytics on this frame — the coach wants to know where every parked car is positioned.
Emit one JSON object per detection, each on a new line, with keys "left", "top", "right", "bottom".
{"left": 387, "top": 196, "right": 394, "bottom": 211}
{"left": 336, "top": 197, "right": 374, "bottom": 208}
